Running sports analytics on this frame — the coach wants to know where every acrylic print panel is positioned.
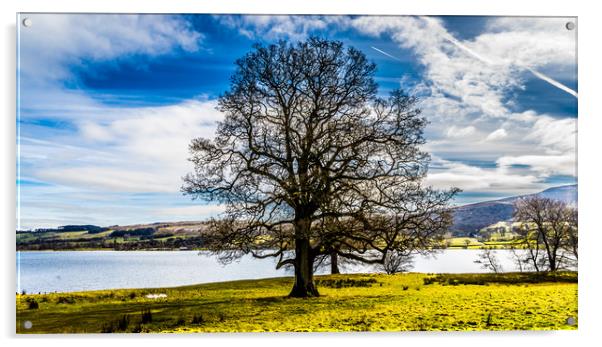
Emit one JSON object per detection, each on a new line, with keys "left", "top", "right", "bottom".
{"left": 16, "top": 13, "right": 578, "bottom": 333}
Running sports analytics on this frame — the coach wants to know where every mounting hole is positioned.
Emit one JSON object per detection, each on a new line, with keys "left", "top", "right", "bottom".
{"left": 566, "top": 22, "right": 575, "bottom": 30}
{"left": 566, "top": 316, "right": 576, "bottom": 326}
{"left": 23, "top": 320, "right": 32, "bottom": 329}
{"left": 22, "top": 18, "right": 32, "bottom": 28}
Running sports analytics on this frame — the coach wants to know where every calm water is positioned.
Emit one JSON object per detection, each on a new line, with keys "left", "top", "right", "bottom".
{"left": 17, "top": 249, "right": 529, "bottom": 293}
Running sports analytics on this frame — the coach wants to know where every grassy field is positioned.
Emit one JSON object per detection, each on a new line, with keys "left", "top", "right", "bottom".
{"left": 445, "top": 237, "right": 525, "bottom": 249}
{"left": 16, "top": 272, "right": 577, "bottom": 333}
{"left": 17, "top": 228, "right": 525, "bottom": 251}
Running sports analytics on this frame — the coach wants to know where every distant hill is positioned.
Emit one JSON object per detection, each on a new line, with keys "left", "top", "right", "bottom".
{"left": 451, "top": 184, "right": 577, "bottom": 236}
{"left": 17, "top": 185, "right": 577, "bottom": 248}
{"left": 535, "top": 184, "right": 577, "bottom": 205}
{"left": 16, "top": 221, "right": 211, "bottom": 251}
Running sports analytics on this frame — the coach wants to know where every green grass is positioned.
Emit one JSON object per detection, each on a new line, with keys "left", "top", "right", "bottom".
{"left": 446, "top": 237, "right": 484, "bottom": 248}
{"left": 445, "top": 237, "right": 527, "bottom": 249}
{"left": 16, "top": 272, "right": 577, "bottom": 333}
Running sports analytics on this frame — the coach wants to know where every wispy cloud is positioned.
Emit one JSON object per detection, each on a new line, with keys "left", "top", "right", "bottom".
{"left": 17, "top": 14, "right": 218, "bottom": 228}
{"left": 19, "top": 14, "right": 204, "bottom": 86}
{"left": 214, "top": 15, "right": 344, "bottom": 41}
{"left": 485, "top": 128, "right": 508, "bottom": 142}
{"left": 425, "top": 156, "right": 543, "bottom": 196}
{"left": 349, "top": 15, "right": 576, "bottom": 189}
{"left": 17, "top": 14, "right": 577, "bottom": 226}
{"left": 24, "top": 99, "right": 223, "bottom": 193}
{"left": 433, "top": 17, "right": 577, "bottom": 98}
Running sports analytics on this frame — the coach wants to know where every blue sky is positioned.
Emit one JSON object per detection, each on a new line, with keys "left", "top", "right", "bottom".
{"left": 17, "top": 14, "right": 577, "bottom": 229}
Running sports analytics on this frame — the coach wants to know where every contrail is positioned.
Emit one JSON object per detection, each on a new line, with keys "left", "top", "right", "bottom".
{"left": 442, "top": 34, "right": 494, "bottom": 65}
{"left": 441, "top": 32, "right": 578, "bottom": 98}
{"left": 521, "top": 66, "right": 578, "bottom": 98}
{"left": 371, "top": 46, "right": 403, "bottom": 62}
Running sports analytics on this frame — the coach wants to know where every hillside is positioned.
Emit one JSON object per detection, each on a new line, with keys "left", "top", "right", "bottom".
{"left": 16, "top": 221, "right": 210, "bottom": 251}
{"left": 16, "top": 185, "right": 577, "bottom": 249}
{"left": 451, "top": 184, "right": 577, "bottom": 236}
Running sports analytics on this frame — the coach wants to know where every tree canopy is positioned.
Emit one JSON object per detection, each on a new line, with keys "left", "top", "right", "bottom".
{"left": 183, "top": 38, "right": 458, "bottom": 297}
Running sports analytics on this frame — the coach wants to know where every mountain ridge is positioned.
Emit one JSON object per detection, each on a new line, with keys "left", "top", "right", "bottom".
{"left": 451, "top": 184, "right": 577, "bottom": 236}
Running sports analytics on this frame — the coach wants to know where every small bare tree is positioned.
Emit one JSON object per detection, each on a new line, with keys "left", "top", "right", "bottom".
{"left": 514, "top": 222, "right": 548, "bottom": 272}
{"left": 509, "top": 247, "right": 525, "bottom": 272}
{"left": 382, "top": 250, "right": 414, "bottom": 274}
{"left": 513, "top": 196, "right": 576, "bottom": 272}
{"left": 474, "top": 248, "right": 503, "bottom": 273}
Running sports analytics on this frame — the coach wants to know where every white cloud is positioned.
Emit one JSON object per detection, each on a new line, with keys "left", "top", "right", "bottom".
{"left": 425, "top": 157, "right": 546, "bottom": 196}
{"left": 348, "top": 16, "right": 577, "bottom": 187}
{"left": 527, "top": 116, "right": 577, "bottom": 154}
{"left": 153, "top": 205, "right": 226, "bottom": 218}
{"left": 351, "top": 16, "right": 521, "bottom": 120}
{"left": 485, "top": 128, "right": 508, "bottom": 141}
{"left": 497, "top": 154, "right": 576, "bottom": 177}
{"left": 26, "top": 99, "right": 223, "bottom": 193}
{"left": 37, "top": 167, "right": 174, "bottom": 193}
{"left": 17, "top": 14, "right": 217, "bottom": 227}
{"left": 17, "top": 15, "right": 578, "bottom": 227}
{"left": 19, "top": 14, "right": 203, "bottom": 85}
{"left": 446, "top": 125, "right": 477, "bottom": 138}
{"left": 215, "top": 15, "right": 345, "bottom": 41}
{"left": 480, "top": 17, "right": 576, "bottom": 67}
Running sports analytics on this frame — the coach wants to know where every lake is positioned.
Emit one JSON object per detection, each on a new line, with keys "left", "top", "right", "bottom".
{"left": 17, "top": 249, "right": 530, "bottom": 293}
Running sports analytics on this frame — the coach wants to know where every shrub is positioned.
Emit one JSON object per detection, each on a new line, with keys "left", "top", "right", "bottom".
{"left": 101, "top": 323, "right": 115, "bottom": 333}
{"left": 485, "top": 312, "right": 493, "bottom": 327}
{"left": 117, "top": 315, "right": 130, "bottom": 331}
{"left": 316, "top": 278, "right": 378, "bottom": 288}
{"left": 421, "top": 272, "right": 577, "bottom": 286}
{"left": 191, "top": 314, "right": 204, "bottom": 324}
{"left": 141, "top": 309, "right": 152, "bottom": 324}
{"left": 447, "top": 278, "right": 459, "bottom": 286}
{"left": 131, "top": 324, "right": 142, "bottom": 333}
{"left": 57, "top": 296, "right": 76, "bottom": 304}
{"left": 26, "top": 298, "right": 39, "bottom": 309}
{"left": 101, "top": 315, "right": 132, "bottom": 333}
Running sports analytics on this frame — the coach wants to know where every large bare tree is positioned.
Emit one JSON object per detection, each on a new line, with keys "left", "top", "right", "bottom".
{"left": 513, "top": 196, "right": 577, "bottom": 271}
{"left": 182, "top": 38, "right": 457, "bottom": 297}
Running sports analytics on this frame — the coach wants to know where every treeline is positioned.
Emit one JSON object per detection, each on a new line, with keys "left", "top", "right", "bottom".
{"left": 17, "top": 235, "right": 206, "bottom": 251}
{"left": 21, "top": 225, "right": 109, "bottom": 234}
{"left": 17, "top": 238, "right": 112, "bottom": 251}
{"left": 109, "top": 228, "right": 155, "bottom": 238}
{"left": 112, "top": 236, "right": 206, "bottom": 250}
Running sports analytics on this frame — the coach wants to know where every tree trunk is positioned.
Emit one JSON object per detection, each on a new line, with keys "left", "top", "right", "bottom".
{"left": 289, "top": 237, "right": 319, "bottom": 297}
{"left": 548, "top": 255, "right": 557, "bottom": 272}
{"left": 289, "top": 217, "right": 319, "bottom": 297}
{"left": 330, "top": 251, "right": 340, "bottom": 274}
